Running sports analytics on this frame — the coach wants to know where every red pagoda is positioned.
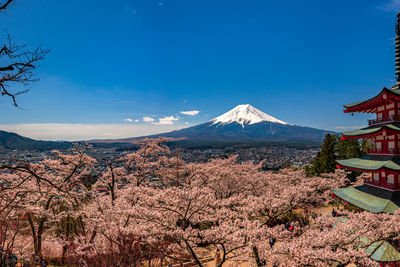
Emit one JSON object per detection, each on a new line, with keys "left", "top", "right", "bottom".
{"left": 331, "top": 14, "right": 400, "bottom": 265}
{"left": 333, "top": 14, "right": 400, "bottom": 214}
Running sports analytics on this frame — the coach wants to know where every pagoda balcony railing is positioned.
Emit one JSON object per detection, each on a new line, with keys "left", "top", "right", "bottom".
{"left": 364, "top": 178, "right": 399, "bottom": 190}
{"left": 368, "top": 115, "right": 400, "bottom": 126}
{"left": 367, "top": 148, "right": 400, "bottom": 154}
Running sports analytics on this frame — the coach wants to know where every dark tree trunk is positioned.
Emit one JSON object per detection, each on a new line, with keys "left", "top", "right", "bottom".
{"left": 252, "top": 246, "right": 263, "bottom": 267}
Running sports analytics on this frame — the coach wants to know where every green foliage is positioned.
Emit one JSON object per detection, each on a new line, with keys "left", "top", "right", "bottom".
{"left": 360, "top": 139, "right": 369, "bottom": 154}
{"left": 306, "top": 134, "right": 366, "bottom": 177}
{"left": 336, "top": 138, "right": 364, "bottom": 160}
{"left": 307, "top": 134, "right": 337, "bottom": 176}
{"left": 336, "top": 138, "right": 367, "bottom": 182}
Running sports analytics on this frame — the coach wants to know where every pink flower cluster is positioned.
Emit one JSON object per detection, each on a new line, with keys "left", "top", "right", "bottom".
{"left": 0, "top": 139, "right": 395, "bottom": 266}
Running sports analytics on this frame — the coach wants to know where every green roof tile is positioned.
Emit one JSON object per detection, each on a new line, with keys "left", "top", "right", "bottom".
{"left": 332, "top": 187, "right": 400, "bottom": 213}
{"left": 341, "top": 124, "right": 400, "bottom": 137}
{"left": 337, "top": 158, "right": 400, "bottom": 171}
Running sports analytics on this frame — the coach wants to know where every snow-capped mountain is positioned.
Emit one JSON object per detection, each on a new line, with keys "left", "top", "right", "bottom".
{"left": 115, "top": 104, "right": 333, "bottom": 144}
{"left": 211, "top": 104, "right": 290, "bottom": 127}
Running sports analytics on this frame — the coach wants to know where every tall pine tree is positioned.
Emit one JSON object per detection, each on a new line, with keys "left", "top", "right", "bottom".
{"left": 306, "top": 134, "right": 337, "bottom": 176}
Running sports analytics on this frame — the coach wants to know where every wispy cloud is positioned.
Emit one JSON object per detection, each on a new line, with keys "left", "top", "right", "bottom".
{"left": 143, "top": 116, "right": 155, "bottom": 122}
{"left": 124, "top": 118, "right": 133, "bottom": 123}
{"left": 153, "top": 116, "right": 179, "bottom": 125}
{"left": 123, "top": 5, "right": 138, "bottom": 15}
{"left": 180, "top": 110, "right": 200, "bottom": 116}
{"left": 380, "top": 0, "right": 400, "bottom": 11}
{"left": 0, "top": 123, "right": 183, "bottom": 141}
{"left": 335, "top": 126, "right": 364, "bottom": 130}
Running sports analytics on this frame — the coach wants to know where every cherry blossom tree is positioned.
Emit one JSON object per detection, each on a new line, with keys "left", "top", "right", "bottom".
{"left": 130, "top": 186, "right": 255, "bottom": 267}
{"left": 188, "top": 155, "right": 349, "bottom": 266}
{"left": 76, "top": 140, "right": 254, "bottom": 266}
{"left": 0, "top": 185, "right": 24, "bottom": 265}
{"left": 0, "top": 144, "right": 95, "bottom": 259}
{"left": 270, "top": 210, "right": 400, "bottom": 266}
{"left": 1, "top": 138, "right": 388, "bottom": 266}
{"left": 81, "top": 139, "right": 354, "bottom": 266}
{"left": 74, "top": 167, "right": 146, "bottom": 266}
{"left": 73, "top": 138, "right": 176, "bottom": 266}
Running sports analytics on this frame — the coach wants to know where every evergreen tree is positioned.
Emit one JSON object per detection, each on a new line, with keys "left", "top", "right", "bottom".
{"left": 307, "top": 134, "right": 337, "bottom": 176}
{"left": 360, "top": 139, "right": 369, "bottom": 154}
{"left": 336, "top": 138, "right": 367, "bottom": 182}
{"left": 336, "top": 138, "right": 363, "bottom": 160}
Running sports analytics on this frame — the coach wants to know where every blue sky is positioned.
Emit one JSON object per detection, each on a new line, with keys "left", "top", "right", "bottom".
{"left": 0, "top": 0, "right": 400, "bottom": 140}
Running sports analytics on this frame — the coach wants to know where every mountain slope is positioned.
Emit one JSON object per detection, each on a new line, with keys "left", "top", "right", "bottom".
{"left": 146, "top": 121, "right": 331, "bottom": 142}
{"left": 0, "top": 130, "right": 71, "bottom": 151}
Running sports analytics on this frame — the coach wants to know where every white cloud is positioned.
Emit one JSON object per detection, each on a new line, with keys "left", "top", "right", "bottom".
{"left": 143, "top": 115, "right": 180, "bottom": 125}
{"left": 154, "top": 116, "right": 179, "bottom": 125}
{"left": 0, "top": 123, "right": 184, "bottom": 141}
{"left": 134, "top": 119, "right": 139, "bottom": 123}
{"left": 185, "top": 122, "right": 189, "bottom": 125}
{"left": 180, "top": 110, "right": 200, "bottom": 116}
{"left": 143, "top": 116, "right": 155, "bottom": 122}
{"left": 124, "top": 118, "right": 133, "bottom": 123}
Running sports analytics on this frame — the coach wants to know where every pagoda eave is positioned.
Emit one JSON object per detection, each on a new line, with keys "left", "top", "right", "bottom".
{"left": 340, "top": 134, "right": 374, "bottom": 140}
{"left": 336, "top": 157, "right": 400, "bottom": 172}
{"left": 344, "top": 88, "right": 400, "bottom": 113}
{"left": 336, "top": 164, "right": 386, "bottom": 173}
{"left": 344, "top": 100, "right": 383, "bottom": 114}
{"left": 341, "top": 132, "right": 378, "bottom": 140}
{"left": 341, "top": 124, "right": 400, "bottom": 140}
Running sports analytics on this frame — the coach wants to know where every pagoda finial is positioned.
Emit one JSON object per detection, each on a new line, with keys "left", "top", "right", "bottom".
{"left": 395, "top": 13, "right": 400, "bottom": 83}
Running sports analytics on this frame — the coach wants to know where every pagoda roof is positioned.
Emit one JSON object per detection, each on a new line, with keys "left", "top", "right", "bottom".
{"left": 332, "top": 184, "right": 400, "bottom": 213}
{"left": 337, "top": 155, "right": 400, "bottom": 171}
{"left": 365, "top": 240, "right": 400, "bottom": 262}
{"left": 331, "top": 219, "right": 400, "bottom": 262}
{"left": 341, "top": 123, "right": 400, "bottom": 140}
{"left": 344, "top": 88, "right": 400, "bottom": 113}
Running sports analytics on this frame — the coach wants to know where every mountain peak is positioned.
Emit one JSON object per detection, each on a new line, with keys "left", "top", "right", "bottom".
{"left": 211, "top": 104, "right": 290, "bottom": 128}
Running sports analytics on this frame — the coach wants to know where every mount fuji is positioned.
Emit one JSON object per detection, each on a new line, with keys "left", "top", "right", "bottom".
{"left": 211, "top": 104, "right": 291, "bottom": 127}
{"left": 123, "top": 104, "right": 332, "bottom": 144}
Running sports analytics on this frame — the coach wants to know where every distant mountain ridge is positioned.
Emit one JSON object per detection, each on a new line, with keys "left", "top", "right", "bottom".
{"left": 0, "top": 130, "right": 71, "bottom": 151}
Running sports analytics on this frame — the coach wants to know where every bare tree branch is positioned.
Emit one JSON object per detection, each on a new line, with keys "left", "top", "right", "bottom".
{"left": 0, "top": 0, "right": 13, "bottom": 11}
{"left": 0, "top": 5, "right": 49, "bottom": 106}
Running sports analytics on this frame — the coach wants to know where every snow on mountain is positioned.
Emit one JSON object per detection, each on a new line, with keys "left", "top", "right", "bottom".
{"left": 211, "top": 104, "right": 290, "bottom": 127}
